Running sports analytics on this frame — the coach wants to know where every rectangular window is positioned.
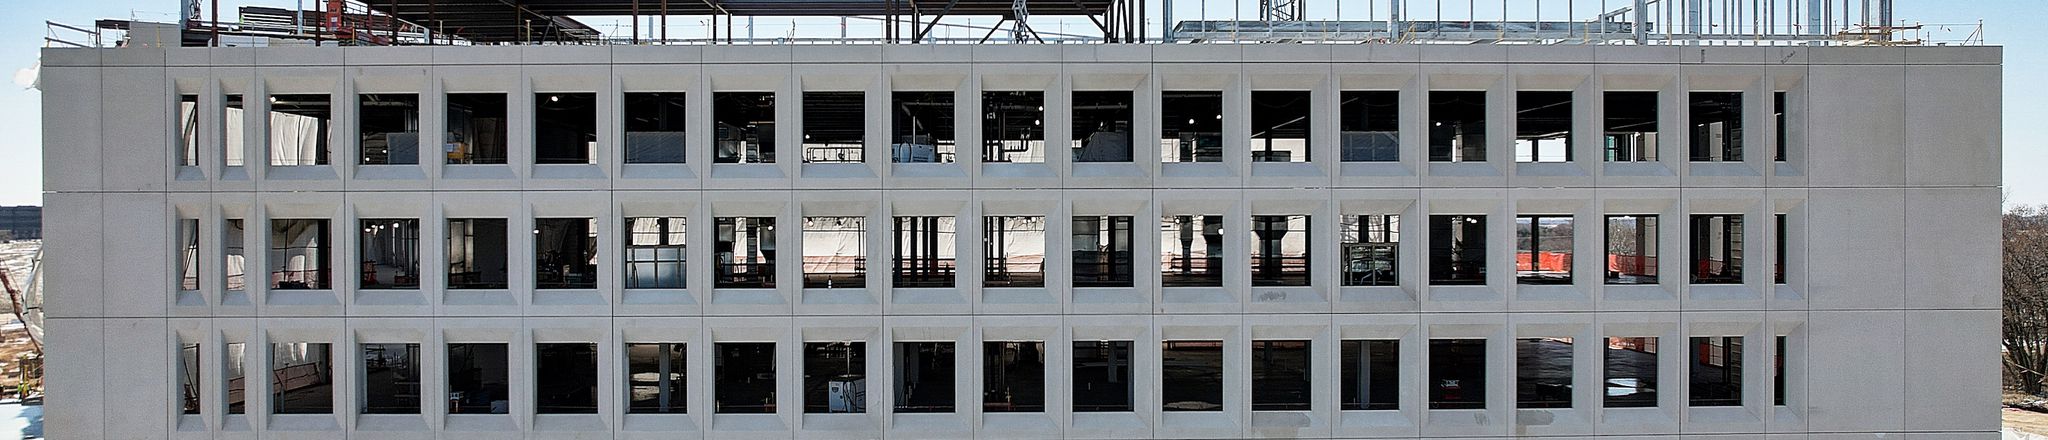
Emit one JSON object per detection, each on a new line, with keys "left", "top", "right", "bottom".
{"left": 536, "top": 343, "right": 599, "bottom": 414}
{"left": 225, "top": 94, "right": 247, "bottom": 167}
{"left": 716, "top": 342, "right": 776, "bottom": 413}
{"left": 1429, "top": 91, "right": 1487, "bottom": 162}
{"left": 1429, "top": 215, "right": 1487, "bottom": 286}
{"left": 1775, "top": 213, "right": 1788, "bottom": 284}
{"left": 1073, "top": 216, "right": 1135, "bottom": 288}
{"left": 983, "top": 216, "right": 1046, "bottom": 288}
{"left": 1341, "top": 214, "right": 1400, "bottom": 287}
{"left": 624, "top": 92, "right": 688, "bottom": 164}
{"left": 1161, "top": 215, "right": 1224, "bottom": 287}
{"left": 715, "top": 217, "right": 777, "bottom": 288}
{"left": 1516, "top": 337, "right": 1573, "bottom": 409}
{"left": 1689, "top": 92, "right": 1744, "bottom": 161}
{"left": 982, "top": 91, "right": 1045, "bottom": 163}
{"left": 1774, "top": 335, "right": 1787, "bottom": 406}
{"left": 1690, "top": 336, "right": 1743, "bottom": 407}
{"left": 1515, "top": 216, "right": 1574, "bottom": 285}
{"left": 179, "top": 343, "right": 201, "bottom": 415}
{"left": 1690, "top": 214, "right": 1744, "bottom": 284}
{"left": 1161, "top": 340, "right": 1223, "bottom": 411}
{"left": 626, "top": 343, "right": 686, "bottom": 413}
{"left": 178, "top": 219, "right": 199, "bottom": 291}
{"left": 268, "top": 219, "right": 330, "bottom": 290}
{"left": 713, "top": 92, "right": 776, "bottom": 164}
{"left": 895, "top": 342, "right": 956, "bottom": 413}
{"left": 1429, "top": 339, "right": 1486, "bottom": 410}
{"left": 1340, "top": 90, "right": 1399, "bottom": 162}
{"left": 226, "top": 342, "right": 246, "bottom": 414}
{"left": 1605, "top": 215, "right": 1659, "bottom": 285}
{"left": 447, "top": 343, "right": 509, "bottom": 414}
{"left": 1604, "top": 337, "right": 1659, "bottom": 408}
{"left": 1340, "top": 340, "right": 1399, "bottom": 410}
{"left": 1250, "top": 90, "right": 1311, "bottom": 162}
{"left": 534, "top": 218, "right": 598, "bottom": 289}
{"left": 178, "top": 94, "right": 200, "bottom": 167}
{"left": 1072, "top": 91, "right": 1134, "bottom": 162}
{"left": 802, "top": 91, "right": 867, "bottom": 163}
{"left": 625, "top": 217, "right": 686, "bottom": 289}
{"left": 359, "top": 219, "right": 420, "bottom": 290}
{"left": 893, "top": 216, "right": 957, "bottom": 288}
{"left": 445, "top": 93, "right": 508, "bottom": 164}
{"left": 1605, "top": 91, "right": 1659, "bottom": 162}
{"left": 535, "top": 93, "right": 597, "bottom": 164}
{"left": 1161, "top": 91, "right": 1224, "bottom": 163}
{"left": 271, "top": 342, "right": 333, "bottom": 414}
{"left": 447, "top": 219, "right": 509, "bottom": 289}
{"left": 983, "top": 341, "right": 1045, "bottom": 412}
{"left": 1251, "top": 215, "right": 1310, "bottom": 287}
{"left": 1515, "top": 91, "right": 1573, "bottom": 163}
{"left": 267, "top": 94, "right": 331, "bottom": 166}
{"left": 1251, "top": 340, "right": 1311, "bottom": 411}
{"left": 802, "top": 217, "right": 865, "bottom": 289}
{"left": 804, "top": 341, "right": 867, "bottom": 413}
{"left": 1072, "top": 340, "right": 1133, "bottom": 412}
{"left": 1774, "top": 91, "right": 1788, "bottom": 161}
{"left": 226, "top": 219, "right": 247, "bottom": 291}
{"left": 358, "top": 93, "right": 420, "bottom": 165}
{"left": 892, "top": 91, "right": 956, "bottom": 163}
{"left": 361, "top": 343, "right": 421, "bottom": 414}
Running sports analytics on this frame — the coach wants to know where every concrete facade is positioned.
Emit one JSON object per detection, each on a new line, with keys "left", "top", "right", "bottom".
{"left": 37, "top": 43, "right": 2002, "bottom": 439}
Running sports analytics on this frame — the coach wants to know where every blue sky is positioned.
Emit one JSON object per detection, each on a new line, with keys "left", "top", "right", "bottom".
{"left": 0, "top": 1, "right": 2038, "bottom": 207}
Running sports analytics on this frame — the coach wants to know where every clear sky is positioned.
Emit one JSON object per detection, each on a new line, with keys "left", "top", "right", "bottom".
{"left": 0, "top": 0, "right": 2039, "bottom": 207}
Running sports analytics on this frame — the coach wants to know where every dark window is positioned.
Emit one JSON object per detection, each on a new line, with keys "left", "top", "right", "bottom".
{"left": 1690, "top": 336, "right": 1743, "bottom": 407}
{"left": 1161, "top": 91, "right": 1224, "bottom": 163}
{"left": 270, "top": 342, "right": 333, "bottom": 414}
{"left": 1340, "top": 90, "right": 1400, "bottom": 162}
{"left": 892, "top": 91, "right": 956, "bottom": 163}
{"left": 224, "top": 94, "right": 246, "bottom": 167}
{"left": 536, "top": 343, "right": 599, "bottom": 414}
{"left": 1515, "top": 216, "right": 1574, "bottom": 285}
{"left": 895, "top": 342, "right": 956, "bottom": 413}
{"left": 803, "top": 91, "right": 867, "bottom": 163}
{"left": 447, "top": 343, "right": 509, "bottom": 414}
{"left": 1605, "top": 215, "right": 1659, "bottom": 285}
{"left": 359, "top": 93, "right": 420, "bottom": 165}
{"left": 1689, "top": 92, "right": 1744, "bottom": 161}
{"left": 713, "top": 92, "right": 776, "bottom": 164}
{"left": 1342, "top": 214, "right": 1400, "bottom": 287}
{"left": 360, "top": 219, "right": 420, "bottom": 290}
{"left": 1774, "top": 335, "right": 1787, "bottom": 406}
{"left": 1072, "top": 91, "right": 1134, "bottom": 162}
{"left": 180, "top": 343, "right": 201, "bottom": 415}
{"left": 1072, "top": 340, "right": 1133, "bottom": 412}
{"left": 804, "top": 341, "right": 867, "bottom": 413}
{"left": 447, "top": 219, "right": 509, "bottom": 290}
{"left": 1161, "top": 341, "right": 1223, "bottom": 411}
{"left": 1774, "top": 91, "right": 1788, "bottom": 162}
{"left": 625, "top": 217, "right": 686, "bottom": 289}
{"left": 894, "top": 216, "right": 957, "bottom": 288}
{"left": 626, "top": 343, "right": 687, "bottom": 413}
{"left": 1604, "top": 337, "right": 1659, "bottom": 408}
{"left": 715, "top": 217, "right": 777, "bottom": 289}
{"left": 1429, "top": 91, "right": 1487, "bottom": 162}
{"left": 983, "top": 216, "right": 1046, "bottom": 288}
{"left": 226, "top": 342, "right": 246, "bottom": 414}
{"left": 1073, "top": 216, "right": 1135, "bottom": 288}
{"left": 624, "top": 92, "right": 687, "bottom": 164}
{"left": 535, "top": 93, "right": 597, "bottom": 164}
{"left": 268, "top": 219, "right": 330, "bottom": 290}
{"left": 445, "top": 93, "right": 507, "bottom": 165}
{"left": 802, "top": 217, "right": 865, "bottom": 289}
{"left": 178, "top": 219, "right": 199, "bottom": 291}
{"left": 1516, "top": 338, "right": 1573, "bottom": 409}
{"left": 1250, "top": 90, "right": 1312, "bottom": 162}
{"left": 1251, "top": 340, "right": 1311, "bottom": 411}
{"left": 1340, "top": 340, "right": 1399, "bottom": 410}
{"left": 1775, "top": 213, "right": 1788, "bottom": 284}
{"left": 1690, "top": 214, "right": 1744, "bottom": 284}
{"left": 1605, "top": 91, "right": 1659, "bottom": 162}
{"left": 226, "top": 219, "right": 247, "bottom": 291}
{"left": 361, "top": 343, "right": 422, "bottom": 414}
{"left": 178, "top": 94, "right": 200, "bottom": 167}
{"left": 1429, "top": 215, "right": 1487, "bottom": 285}
{"left": 716, "top": 342, "right": 776, "bottom": 413}
{"left": 1429, "top": 339, "right": 1486, "bottom": 409}
{"left": 982, "top": 91, "right": 1045, "bottom": 163}
{"left": 267, "top": 94, "right": 331, "bottom": 166}
{"left": 983, "top": 341, "right": 1045, "bottom": 412}
{"left": 1161, "top": 215, "right": 1224, "bottom": 287}
{"left": 535, "top": 218, "right": 598, "bottom": 289}
{"left": 1251, "top": 215, "right": 1310, "bottom": 287}
{"left": 1515, "top": 91, "right": 1573, "bottom": 163}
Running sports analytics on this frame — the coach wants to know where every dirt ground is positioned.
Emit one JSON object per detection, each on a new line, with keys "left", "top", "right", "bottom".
{"left": 2012, "top": 408, "right": 2048, "bottom": 436}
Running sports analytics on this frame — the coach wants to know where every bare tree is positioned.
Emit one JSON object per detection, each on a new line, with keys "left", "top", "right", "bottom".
{"left": 2005, "top": 205, "right": 2048, "bottom": 395}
